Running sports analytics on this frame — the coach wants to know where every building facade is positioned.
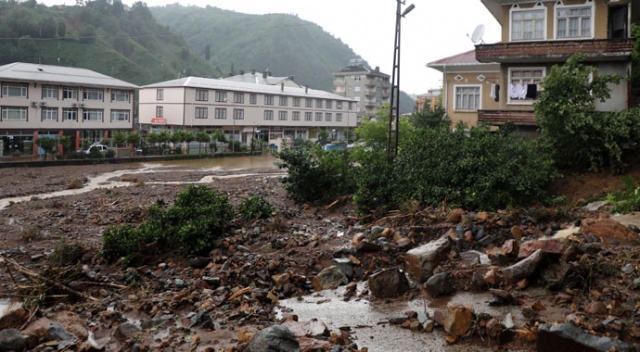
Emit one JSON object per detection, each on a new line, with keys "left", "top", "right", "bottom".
{"left": 428, "top": 50, "right": 501, "bottom": 127}
{"left": 138, "top": 76, "right": 357, "bottom": 150}
{"left": 428, "top": 0, "right": 636, "bottom": 131}
{"left": 0, "top": 62, "right": 138, "bottom": 157}
{"left": 333, "top": 59, "right": 391, "bottom": 122}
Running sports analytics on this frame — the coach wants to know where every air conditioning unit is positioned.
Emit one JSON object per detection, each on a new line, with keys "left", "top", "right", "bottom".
{"left": 72, "top": 103, "right": 77, "bottom": 108}
{"left": 30, "top": 101, "right": 38, "bottom": 108}
{"left": 39, "top": 102, "right": 46, "bottom": 107}
{"left": 79, "top": 104, "right": 85, "bottom": 109}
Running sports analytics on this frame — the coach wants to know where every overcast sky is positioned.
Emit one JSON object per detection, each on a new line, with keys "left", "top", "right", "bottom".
{"left": 39, "top": 0, "right": 501, "bottom": 95}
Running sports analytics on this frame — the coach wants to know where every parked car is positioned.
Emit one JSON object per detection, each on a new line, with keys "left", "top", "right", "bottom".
{"left": 323, "top": 143, "right": 346, "bottom": 151}
{"left": 84, "top": 144, "right": 108, "bottom": 154}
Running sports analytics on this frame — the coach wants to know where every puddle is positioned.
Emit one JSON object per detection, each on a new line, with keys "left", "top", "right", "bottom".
{"left": 276, "top": 285, "right": 522, "bottom": 351}
{"left": 0, "top": 156, "right": 285, "bottom": 212}
{"left": 0, "top": 298, "right": 9, "bottom": 316}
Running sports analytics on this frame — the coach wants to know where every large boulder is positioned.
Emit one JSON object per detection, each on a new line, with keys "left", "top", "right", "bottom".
{"left": 368, "top": 267, "right": 410, "bottom": 299}
{"left": 405, "top": 236, "right": 451, "bottom": 283}
{"left": 0, "top": 328, "right": 25, "bottom": 352}
{"left": 443, "top": 304, "right": 475, "bottom": 337}
{"left": 500, "top": 249, "right": 546, "bottom": 283}
{"left": 580, "top": 218, "right": 639, "bottom": 243}
{"left": 245, "top": 326, "right": 301, "bottom": 352}
{"left": 425, "top": 272, "right": 455, "bottom": 297}
{"left": 312, "top": 266, "right": 348, "bottom": 291}
{"left": 537, "top": 323, "right": 631, "bottom": 352}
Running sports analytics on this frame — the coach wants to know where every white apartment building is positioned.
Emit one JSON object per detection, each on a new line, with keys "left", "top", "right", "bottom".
{"left": 0, "top": 62, "right": 138, "bottom": 157}
{"left": 333, "top": 59, "right": 391, "bottom": 122}
{"left": 139, "top": 76, "right": 357, "bottom": 149}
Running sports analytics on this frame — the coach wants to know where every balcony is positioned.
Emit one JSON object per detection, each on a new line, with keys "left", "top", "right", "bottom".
{"left": 477, "top": 110, "right": 537, "bottom": 126}
{"left": 476, "top": 39, "right": 633, "bottom": 64}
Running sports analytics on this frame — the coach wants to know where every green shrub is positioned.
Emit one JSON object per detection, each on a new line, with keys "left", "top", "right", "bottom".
{"left": 277, "top": 145, "right": 357, "bottom": 204}
{"left": 105, "top": 149, "right": 116, "bottom": 158}
{"left": 238, "top": 195, "right": 274, "bottom": 220}
{"left": 102, "top": 225, "right": 141, "bottom": 264}
{"left": 161, "top": 184, "right": 234, "bottom": 254}
{"left": 87, "top": 148, "right": 104, "bottom": 159}
{"left": 606, "top": 176, "right": 640, "bottom": 213}
{"left": 67, "top": 151, "right": 86, "bottom": 159}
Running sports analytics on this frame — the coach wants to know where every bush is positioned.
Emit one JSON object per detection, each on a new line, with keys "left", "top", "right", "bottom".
{"left": 277, "top": 145, "right": 357, "bottom": 204}
{"left": 87, "top": 148, "right": 104, "bottom": 159}
{"left": 606, "top": 176, "right": 640, "bottom": 213}
{"left": 67, "top": 151, "right": 86, "bottom": 160}
{"left": 102, "top": 225, "right": 141, "bottom": 264}
{"left": 238, "top": 195, "right": 274, "bottom": 220}
{"left": 105, "top": 149, "right": 116, "bottom": 158}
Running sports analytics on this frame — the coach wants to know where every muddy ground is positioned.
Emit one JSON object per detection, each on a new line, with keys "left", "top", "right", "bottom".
{"left": 0, "top": 161, "right": 639, "bottom": 351}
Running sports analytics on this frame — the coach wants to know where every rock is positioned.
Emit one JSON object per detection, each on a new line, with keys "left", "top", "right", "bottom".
{"left": 459, "top": 251, "right": 480, "bottom": 265}
{"left": 477, "top": 211, "right": 489, "bottom": 222}
{"left": 202, "top": 276, "right": 221, "bottom": 289}
{"left": 484, "top": 267, "right": 502, "bottom": 286}
{"left": 584, "top": 301, "right": 607, "bottom": 316}
{"left": 537, "top": 323, "right": 632, "bottom": 352}
{"left": 282, "top": 319, "right": 329, "bottom": 338}
{"left": 500, "top": 249, "right": 546, "bottom": 283}
{"left": 238, "top": 326, "right": 258, "bottom": 344}
{"left": 580, "top": 218, "right": 639, "bottom": 243}
{"left": 368, "top": 267, "right": 410, "bottom": 299}
{"left": 423, "top": 319, "right": 435, "bottom": 332}
{"left": 443, "top": 304, "right": 474, "bottom": 337}
{"left": 246, "top": 326, "right": 301, "bottom": 352}
{"left": 489, "top": 288, "right": 514, "bottom": 305}
{"left": 425, "top": 272, "right": 455, "bottom": 297}
{"left": 272, "top": 273, "right": 291, "bottom": 287}
{"left": 501, "top": 239, "right": 519, "bottom": 257}
{"left": 518, "top": 239, "right": 566, "bottom": 258}
{"left": 48, "top": 322, "right": 75, "bottom": 341}
{"left": 621, "top": 263, "right": 635, "bottom": 275}
{"left": 312, "top": 266, "right": 348, "bottom": 291}
{"left": 582, "top": 200, "right": 611, "bottom": 212}
{"left": 632, "top": 278, "right": 640, "bottom": 290}
{"left": 331, "top": 258, "right": 354, "bottom": 279}
{"left": 511, "top": 225, "right": 523, "bottom": 239}
{"left": 448, "top": 208, "right": 465, "bottom": 223}
{"left": 54, "top": 311, "right": 88, "bottom": 341}
{"left": 352, "top": 233, "right": 382, "bottom": 252}
{"left": 0, "top": 328, "right": 25, "bottom": 352}
{"left": 405, "top": 236, "right": 451, "bottom": 283}
{"left": 112, "top": 322, "right": 142, "bottom": 340}
{"left": 0, "top": 303, "right": 28, "bottom": 329}
{"left": 188, "top": 309, "right": 215, "bottom": 329}
{"left": 188, "top": 257, "right": 212, "bottom": 269}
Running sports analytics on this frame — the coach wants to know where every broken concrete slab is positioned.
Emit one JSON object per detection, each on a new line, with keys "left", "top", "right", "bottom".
{"left": 405, "top": 236, "right": 451, "bottom": 283}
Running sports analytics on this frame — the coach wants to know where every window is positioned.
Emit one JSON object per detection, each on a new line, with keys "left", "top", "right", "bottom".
{"left": 2, "top": 84, "right": 27, "bottom": 97}
{"left": 454, "top": 86, "right": 481, "bottom": 111}
{"left": 83, "top": 88, "right": 103, "bottom": 101}
{"left": 337, "top": 101, "right": 343, "bottom": 110}
{"left": 292, "top": 111, "right": 300, "bottom": 121}
{"left": 279, "top": 96, "right": 288, "bottom": 107}
{"left": 63, "top": 87, "right": 78, "bottom": 100}
{"left": 315, "top": 99, "right": 323, "bottom": 109}
{"left": 111, "top": 110, "right": 130, "bottom": 122}
{"left": 315, "top": 112, "right": 322, "bottom": 122}
{"left": 511, "top": 6, "right": 545, "bottom": 41}
{"left": 233, "top": 108, "right": 244, "bottom": 120}
{"left": 250, "top": 93, "right": 257, "bottom": 104}
{"left": 156, "top": 89, "right": 164, "bottom": 101}
{"left": 41, "top": 108, "right": 58, "bottom": 121}
{"left": 556, "top": 4, "right": 592, "bottom": 38}
{"left": 278, "top": 111, "right": 287, "bottom": 121}
{"left": 196, "top": 89, "right": 208, "bottom": 101}
{"left": 42, "top": 86, "right": 58, "bottom": 99}
{"left": 293, "top": 97, "right": 301, "bottom": 107}
{"left": 1, "top": 107, "right": 27, "bottom": 121}
{"left": 354, "top": 86, "right": 361, "bottom": 92}
{"left": 508, "top": 67, "right": 545, "bottom": 103}
{"left": 354, "top": 76, "right": 361, "bottom": 81}
{"left": 156, "top": 106, "right": 163, "bottom": 117}
{"left": 305, "top": 98, "right": 313, "bottom": 108}
{"left": 264, "top": 110, "right": 274, "bottom": 121}
{"left": 305, "top": 112, "right": 312, "bottom": 121}
{"left": 326, "top": 100, "right": 333, "bottom": 109}
{"left": 264, "top": 95, "right": 274, "bottom": 106}
{"left": 111, "top": 90, "right": 130, "bottom": 102}
{"left": 234, "top": 92, "right": 244, "bottom": 104}
{"left": 215, "top": 91, "right": 227, "bottom": 102}
{"left": 63, "top": 108, "right": 77, "bottom": 121}
{"left": 215, "top": 108, "right": 227, "bottom": 119}
{"left": 195, "top": 107, "right": 208, "bottom": 119}
{"left": 83, "top": 109, "right": 103, "bottom": 122}
{"left": 349, "top": 102, "right": 354, "bottom": 110}
{"left": 325, "top": 113, "right": 332, "bottom": 122}
{"left": 336, "top": 113, "right": 343, "bottom": 122}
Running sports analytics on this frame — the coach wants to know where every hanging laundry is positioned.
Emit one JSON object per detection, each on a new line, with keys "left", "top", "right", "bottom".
{"left": 494, "top": 84, "right": 500, "bottom": 102}
{"left": 525, "top": 84, "right": 537, "bottom": 100}
{"left": 516, "top": 83, "right": 527, "bottom": 99}
{"left": 509, "top": 83, "right": 519, "bottom": 99}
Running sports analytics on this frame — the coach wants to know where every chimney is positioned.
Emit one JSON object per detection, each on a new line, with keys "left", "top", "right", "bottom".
{"left": 375, "top": 66, "right": 380, "bottom": 72}
{"left": 262, "top": 71, "right": 267, "bottom": 79}
{"left": 251, "top": 69, "right": 256, "bottom": 75}
{"left": 305, "top": 86, "right": 308, "bottom": 94}
{"left": 281, "top": 82, "right": 284, "bottom": 92}
{"left": 240, "top": 69, "right": 244, "bottom": 75}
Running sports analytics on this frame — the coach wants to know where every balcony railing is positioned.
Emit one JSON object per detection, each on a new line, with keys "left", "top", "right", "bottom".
{"left": 477, "top": 110, "right": 537, "bottom": 126}
{"left": 476, "top": 38, "right": 633, "bottom": 63}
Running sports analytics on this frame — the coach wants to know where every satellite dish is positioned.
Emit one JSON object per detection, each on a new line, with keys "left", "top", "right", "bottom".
{"left": 469, "top": 24, "right": 485, "bottom": 44}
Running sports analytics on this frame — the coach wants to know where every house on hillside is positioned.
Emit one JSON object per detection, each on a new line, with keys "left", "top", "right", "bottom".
{"left": 428, "top": 0, "right": 636, "bottom": 132}
{"left": 0, "top": 62, "right": 137, "bottom": 158}
{"left": 333, "top": 59, "right": 391, "bottom": 123}
{"left": 427, "top": 51, "right": 500, "bottom": 127}
{"left": 138, "top": 77, "right": 357, "bottom": 150}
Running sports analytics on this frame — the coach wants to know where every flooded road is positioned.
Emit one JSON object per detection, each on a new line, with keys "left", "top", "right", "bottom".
{"left": 0, "top": 154, "right": 284, "bottom": 211}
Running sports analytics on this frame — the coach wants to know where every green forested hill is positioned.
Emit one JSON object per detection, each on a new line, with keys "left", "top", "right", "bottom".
{"left": 0, "top": 0, "right": 220, "bottom": 85}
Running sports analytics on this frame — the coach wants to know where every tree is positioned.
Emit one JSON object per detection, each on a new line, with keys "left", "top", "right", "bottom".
{"left": 59, "top": 135, "right": 72, "bottom": 159}
{"left": 127, "top": 132, "right": 141, "bottom": 151}
{"left": 534, "top": 54, "right": 637, "bottom": 171}
{"left": 408, "top": 104, "right": 449, "bottom": 129}
{"left": 36, "top": 137, "right": 57, "bottom": 160}
{"left": 195, "top": 130, "right": 210, "bottom": 154}
{"left": 112, "top": 131, "right": 128, "bottom": 147}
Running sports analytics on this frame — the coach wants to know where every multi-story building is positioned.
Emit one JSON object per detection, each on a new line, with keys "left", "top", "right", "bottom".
{"left": 415, "top": 88, "right": 443, "bottom": 112}
{"left": 0, "top": 62, "right": 138, "bottom": 157}
{"left": 429, "top": 0, "right": 636, "bottom": 132}
{"left": 138, "top": 76, "right": 357, "bottom": 150}
{"left": 333, "top": 59, "right": 391, "bottom": 122}
{"left": 427, "top": 50, "right": 501, "bottom": 127}
{"left": 476, "top": 0, "right": 635, "bottom": 131}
